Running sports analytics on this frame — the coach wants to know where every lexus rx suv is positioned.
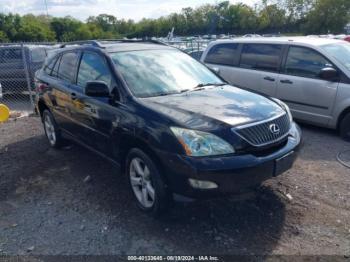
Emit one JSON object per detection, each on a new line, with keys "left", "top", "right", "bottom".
{"left": 35, "top": 40, "right": 301, "bottom": 215}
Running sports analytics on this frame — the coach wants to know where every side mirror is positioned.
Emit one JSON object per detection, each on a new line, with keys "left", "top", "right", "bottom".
{"left": 319, "top": 67, "right": 339, "bottom": 81}
{"left": 85, "top": 81, "right": 110, "bottom": 97}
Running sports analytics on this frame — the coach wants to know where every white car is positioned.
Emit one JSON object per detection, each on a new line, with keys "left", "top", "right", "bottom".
{"left": 201, "top": 37, "right": 350, "bottom": 139}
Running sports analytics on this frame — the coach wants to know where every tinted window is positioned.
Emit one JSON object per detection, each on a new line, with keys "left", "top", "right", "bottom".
{"left": 44, "top": 56, "right": 58, "bottom": 75}
{"left": 204, "top": 43, "right": 239, "bottom": 66}
{"left": 284, "top": 46, "right": 334, "bottom": 78}
{"left": 31, "top": 48, "right": 47, "bottom": 63}
{"left": 51, "top": 56, "right": 61, "bottom": 77}
{"left": 240, "top": 44, "right": 282, "bottom": 72}
{"left": 0, "top": 48, "right": 22, "bottom": 63}
{"left": 57, "top": 52, "right": 79, "bottom": 82}
{"left": 77, "top": 52, "right": 112, "bottom": 89}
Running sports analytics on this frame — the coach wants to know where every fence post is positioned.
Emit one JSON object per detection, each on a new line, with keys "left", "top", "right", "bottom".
{"left": 21, "top": 43, "right": 35, "bottom": 112}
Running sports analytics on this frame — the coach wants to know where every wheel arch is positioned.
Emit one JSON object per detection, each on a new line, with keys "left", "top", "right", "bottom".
{"left": 37, "top": 99, "right": 50, "bottom": 118}
{"left": 337, "top": 106, "right": 350, "bottom": 131}
{"left": 118, "top": 134, "right": 168, "bottom": 184}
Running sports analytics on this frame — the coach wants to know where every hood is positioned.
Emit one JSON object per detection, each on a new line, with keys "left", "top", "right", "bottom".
{"left": 139, "top": 85, "right": 285, "bottom": 130}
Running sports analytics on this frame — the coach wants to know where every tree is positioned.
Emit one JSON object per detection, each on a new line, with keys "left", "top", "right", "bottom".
{"left": 17, "top": 14, "right": 55, "bottom": 41}
{"left": 258, "top": 4, "right": 287, "bottom": 32}
{"left": 51, "top": 17, "right": 78, "bottom": 41}
{"left": 237, "top": 4, "right": 259, "bottom": 33}
{"left": 87, "top": 14, "right": 117, "bottom": 32}
{"left": 0, "top": 0, "right": 349, "bottom": 42}
{"left": 0, "top": 13, "right": 21, "bottom": 41}
{"left": 0, "top": 30, "right": 9, "bottom": 42}
{"left": 302, "top": 0, "right": 350, "bottom": 34}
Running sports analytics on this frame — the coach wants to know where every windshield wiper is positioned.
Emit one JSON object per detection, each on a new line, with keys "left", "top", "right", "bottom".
{"left": 157, "top": 83, "right": 226, "bottom": 96}
{"left": 179, "top": 83, "right": 226, "bottom": 94}
{"left": 150, "top": 91, "right": 181, "bottom": 97}
{"left": 194, "top": 82, "right": 226, "bottom": 89}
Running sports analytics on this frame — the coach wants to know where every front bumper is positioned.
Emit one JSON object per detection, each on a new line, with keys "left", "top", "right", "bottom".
{"left": 158, "top": 122, "right": 302, "bottom": 199}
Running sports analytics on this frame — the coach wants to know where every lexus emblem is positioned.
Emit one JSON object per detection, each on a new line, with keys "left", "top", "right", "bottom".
{"left": 269, "top": 123, "right": 280, "bottom": 135}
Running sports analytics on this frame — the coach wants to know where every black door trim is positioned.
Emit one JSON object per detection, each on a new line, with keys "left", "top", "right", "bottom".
{"left": 282, "top": 99, "right": 329, "bottom": 110}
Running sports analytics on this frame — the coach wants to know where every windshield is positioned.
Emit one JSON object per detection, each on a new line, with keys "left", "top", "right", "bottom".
{"left": 110, "top": 49, "right": 223, "bottom": 98}
{"left": 321, "top": 42, "right": 350, "bottom": 70}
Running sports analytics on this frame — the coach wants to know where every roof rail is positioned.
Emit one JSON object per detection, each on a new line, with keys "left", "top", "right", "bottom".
{"left": 60, "top": 40, "right": 104, "bottom": 48}
{"left": 59, "top": 39, "right": 170, "bottom": 49}
{"left": 97, "top": 39, "right": 168, "bottom": 46}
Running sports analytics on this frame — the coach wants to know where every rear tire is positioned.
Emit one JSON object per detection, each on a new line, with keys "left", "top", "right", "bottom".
{"left": 340, "top": 113, "right": 350, "bottom": 141}
{"left": 42, "top": 110, "right": 64, "bottom": 148}
{"left": 126, "top": 148, "right": 171, "bottom": 216}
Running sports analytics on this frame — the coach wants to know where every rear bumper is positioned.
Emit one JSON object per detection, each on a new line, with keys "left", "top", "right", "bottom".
{"left": 157, "top": 122, "right": 302, "bottom": 199}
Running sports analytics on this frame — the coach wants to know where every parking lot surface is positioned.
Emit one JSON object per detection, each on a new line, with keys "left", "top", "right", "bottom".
{"left": 0, "top": 116, "right": 349, "bottom": 255}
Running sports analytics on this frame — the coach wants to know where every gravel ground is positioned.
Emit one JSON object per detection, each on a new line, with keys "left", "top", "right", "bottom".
{"left": 0, "top": 116, "right": 349, "bottom": 256}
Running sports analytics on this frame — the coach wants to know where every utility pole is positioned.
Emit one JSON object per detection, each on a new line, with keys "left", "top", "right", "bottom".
{"left": 44, "top": 0, "right": 49, "bottom": 17}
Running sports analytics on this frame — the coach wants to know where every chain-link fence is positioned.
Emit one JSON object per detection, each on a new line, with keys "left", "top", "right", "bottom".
{"left": 160, "top": 39, "right": 212, "bottom": 60}
{"left": 0, "top": 43, "right": 58, "bottom": 116}
{"left": 162, "top": 39, "right": 211, "bottom": 51}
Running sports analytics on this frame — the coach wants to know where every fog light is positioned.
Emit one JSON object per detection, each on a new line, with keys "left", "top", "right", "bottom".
{"left": 188, "top": 178, "right": 218, "bottom": 189}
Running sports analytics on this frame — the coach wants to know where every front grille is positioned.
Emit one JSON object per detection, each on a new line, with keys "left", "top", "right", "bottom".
{"left": 233, "top": 113, "right": 290, "bottom": 147}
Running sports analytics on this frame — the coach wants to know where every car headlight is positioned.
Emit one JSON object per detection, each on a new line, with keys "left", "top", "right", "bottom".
{"left": 272, "top": 98, "right": 293, "bottom": 122}
{"left": 170, "top": 127, "right": 235, "bottom": 157}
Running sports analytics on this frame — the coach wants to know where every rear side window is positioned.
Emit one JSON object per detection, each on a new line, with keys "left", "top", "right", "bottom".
{"left": 44, "top": 56, "right": 58, "bottom": 75}
{"left": 31, "top": 48, "right": 47, "bottom": 63}
{"left": 57, "top": 52, "right": 79, "bottom": 82}
{"left": 240, "top": 44, "right": 282, "bottom": 72}
{"left": 204, "top": 43, "right": 239, "bottom": 66}
{"left": 284, "top": 46, "right": 334, "bottom": 79}
{"left": 51, "top": 56, "right": 61, "bottom": 77}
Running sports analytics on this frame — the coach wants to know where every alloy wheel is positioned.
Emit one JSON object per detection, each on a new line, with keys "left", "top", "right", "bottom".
{"left": 129, "top": 157, "right": 156, "bottom": 208}
{"left": 44, "top": 114, "right": 56, "bottom": 146}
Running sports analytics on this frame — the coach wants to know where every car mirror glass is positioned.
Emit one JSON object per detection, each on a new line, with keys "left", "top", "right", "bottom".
{"left": 85, "top": 81, "right": 110, "bottom": 97}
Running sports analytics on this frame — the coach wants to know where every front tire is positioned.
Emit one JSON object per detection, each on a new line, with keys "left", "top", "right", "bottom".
{"left": 42, "top": 110, "right": 63, "bottom": 148}
{"left": 126, "top": 148, "right": 171, "bottom": 216}
{"left": 340, "top": 113, "right": 350, "bottom": 141}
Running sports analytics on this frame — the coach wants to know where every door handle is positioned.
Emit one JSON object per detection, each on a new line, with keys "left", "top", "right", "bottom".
{"left": 280, "top": 79, "right": 293, "bottom": 84}
{"left": 70, "top": 92, "right": 77, "bottom": 100}
{"left": 263, "top": 76, "right": 275, "bottom": 82}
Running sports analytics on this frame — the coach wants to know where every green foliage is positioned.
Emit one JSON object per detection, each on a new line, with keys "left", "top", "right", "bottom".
{"left": 0, "top": 0, "right": 349, "bottom": 42}
{"left": 17, "top": 14, "right": 55, "bottom": 41}
{"left": 301, "top": 0, "right": 350, "bottom": 34}
{"left": 51, "top": 16, "right": 86, "bottom": 41}
{"left": 259, "top": 4, "right": 286, "bottom": 31}
{"left": 0, "top": 30, "right": 9, "bottom": 42}
{"left": 0, "top": 13, "right": 22, "bottom": 41}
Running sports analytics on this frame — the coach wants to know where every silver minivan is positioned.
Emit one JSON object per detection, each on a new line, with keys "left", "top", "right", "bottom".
{"left": 201, "top": 37, "right": 350, "bottom": 139}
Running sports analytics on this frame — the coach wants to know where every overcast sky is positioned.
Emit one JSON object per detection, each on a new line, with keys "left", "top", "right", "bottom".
{"left": 0, "top": 0, "right": 258, "bottom": 21}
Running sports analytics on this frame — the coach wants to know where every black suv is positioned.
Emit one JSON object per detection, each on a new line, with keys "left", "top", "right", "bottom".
{"left": 35, "top": 40, "right": 301, "bottom": 215}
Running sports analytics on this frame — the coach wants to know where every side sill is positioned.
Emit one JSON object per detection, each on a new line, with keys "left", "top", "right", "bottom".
{"left": 61, "top": 129, "right": 121, "bottom": 168}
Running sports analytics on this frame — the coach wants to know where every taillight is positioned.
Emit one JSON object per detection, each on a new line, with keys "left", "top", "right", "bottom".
{"left": 35, "top": 80, "right": 48, "bottom": 93}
